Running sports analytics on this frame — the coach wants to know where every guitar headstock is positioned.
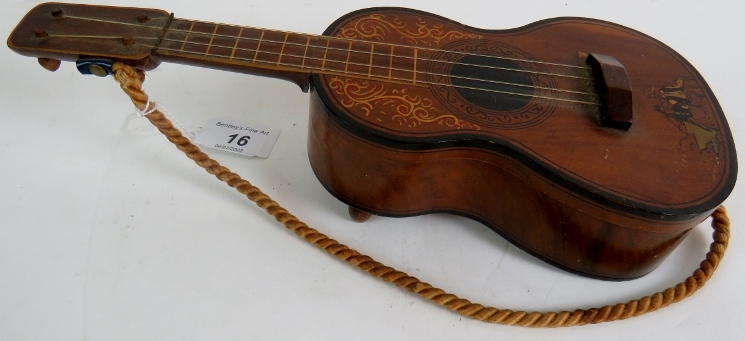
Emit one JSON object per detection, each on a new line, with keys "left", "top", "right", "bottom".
{"left": 8, "top": 2, "right": 170, "bottom": 73}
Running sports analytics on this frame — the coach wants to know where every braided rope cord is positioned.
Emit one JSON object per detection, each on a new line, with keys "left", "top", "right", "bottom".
{"left": 111, "top": 62, "right": 730, "bottom": 327}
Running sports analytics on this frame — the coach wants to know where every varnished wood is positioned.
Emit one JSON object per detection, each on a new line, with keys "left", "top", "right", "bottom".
{"left": 7, "top": 4, "right": 737, "bottom": 279}
{"left": 308, "top": 88, "right": 698, "bottom": 279}
{"left": 307, "top": 9, "right": 736, "bottom": 279}
{"left": 8, "top": 3, "right": 168, "bottom": 70}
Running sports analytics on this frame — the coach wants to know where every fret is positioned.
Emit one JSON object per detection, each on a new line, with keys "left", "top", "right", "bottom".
{"left": 321, "top": 38, "right": 330, "bottom": 71}
{"left": 302, "top": 36, "right": 325, "bottom": 70}
{"left": 252, "top": 30, "right": 265, "bottom": 63}
{"left": 229, "top": 27, "right": 262, "bottom": 63}
{"left": 388, "top": 45, "right": 416, "bottom": 82}
{"left": 230, "top": 27, "right": 244, "bottom": 60}
{"left": 175, "top": 21, "right": 216, "bottom": 55}
{"left": 204, "top": 24, "right": 220, "bottom": 56}
{"left": 367, "top": 43, "right": 375, "bottom": 76}
{"left": 367, "top": 43, "right": 392, "bottom": 79}
{"left": 388, "top": 45, "right": 394, "bottom": 80}
{"left": 277, "top": 32, "right": 289, "bottom": 65}
{"left": 301, "top": 36, "right": 310, "bottom": 68}
{"left": 344, "top": 41, "right": 353, "bottom": 73}
{"left": 281, "top": 33, "right": 310, "bottom": 69}
{"left": 413, "top": 48, "right": 418, "bottom": 84}
{"left": 210, "top": 25, "right": 244, "bottom": 59}
{"left": 179, "top": 21, "right": 195, "bottom": 52}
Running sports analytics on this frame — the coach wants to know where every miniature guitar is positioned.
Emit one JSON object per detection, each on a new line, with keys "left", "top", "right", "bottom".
{"left": 8, "top": 3, "right": 737, "bottom": 280}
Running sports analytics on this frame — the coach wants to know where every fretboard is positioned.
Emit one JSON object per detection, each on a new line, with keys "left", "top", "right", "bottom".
{"left": 155, "top": 18, "right": 425, "bottom": 86}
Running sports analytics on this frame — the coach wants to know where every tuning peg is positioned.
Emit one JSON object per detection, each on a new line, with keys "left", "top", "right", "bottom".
{"left": 34, "top": 29, "right": 48, "bottom": 38}
{"left": 348, "top": 206, "right": 372, "bottom": 222}
{"left": 37, "top": 58, "right": 61, "bottom": 72}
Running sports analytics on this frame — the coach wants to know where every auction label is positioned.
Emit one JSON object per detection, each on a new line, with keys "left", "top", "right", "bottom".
{"left": 194, "top": 117, "right": 280, "bottom": 158}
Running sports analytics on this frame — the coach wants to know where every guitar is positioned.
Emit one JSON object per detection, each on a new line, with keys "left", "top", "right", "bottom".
{"left": 8, "top": 2, "right": 736, "bottom": 280}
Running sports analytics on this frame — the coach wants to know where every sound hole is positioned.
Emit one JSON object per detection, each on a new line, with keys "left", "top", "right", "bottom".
{"left": 450, "top": 55, "right": 534, "bottom": 112}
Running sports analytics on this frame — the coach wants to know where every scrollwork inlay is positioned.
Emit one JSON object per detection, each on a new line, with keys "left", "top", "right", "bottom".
{"left": 339, "top": 14, "right": 482, "bottom": 46}
{"left": 328, "top": 77, "right": 480, "bottom": 130}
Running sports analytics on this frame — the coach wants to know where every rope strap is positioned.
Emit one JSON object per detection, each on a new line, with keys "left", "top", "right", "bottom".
{"left": 111, "top": 62, "right": 731, "bottom": 327}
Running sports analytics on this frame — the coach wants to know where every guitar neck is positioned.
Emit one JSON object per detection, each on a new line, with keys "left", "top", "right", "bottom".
{"left": 155, "top": 18, "right": 424, "bottom": 91}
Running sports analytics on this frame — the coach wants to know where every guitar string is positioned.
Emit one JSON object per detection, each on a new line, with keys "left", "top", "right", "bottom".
{"left": 55, "top": 34, "right": 590, "bottom": 90}
{"left": 45, "top": 34, "right": 597, "bottom": 105}
{"left": 48, "top": 32, "right": 599, "bottom": 97}
{"left": 58, "top": 14, "right": 594, "bottom": 78}
{"left": 57, "top": 15, "right": 591, "bottom": 82}
{"left": 150, "top": 16, "right": 593, "bottom": 70}
{"left": 154, "top": 35, "right": 591, "bottom": 81}
{"left": 158, "top": 23, "right": 593, "bottom": 80}
{"left": 156, "top": 45, "right": 599, "bottom": 105}
{"left": 154, "top": 36, "right": 596, "bottom": 96}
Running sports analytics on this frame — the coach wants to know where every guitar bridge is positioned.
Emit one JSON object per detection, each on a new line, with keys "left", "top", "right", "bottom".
{"left": 586, "top": 53, "right": 633, "bottom": 131}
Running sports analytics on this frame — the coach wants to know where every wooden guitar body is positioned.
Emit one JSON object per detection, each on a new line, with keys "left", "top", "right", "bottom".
{"left": 306, "top": 8, "right": 736, "bottom": 280}
{"left": 7, "top": 4, "right": 736, "bottom": 280}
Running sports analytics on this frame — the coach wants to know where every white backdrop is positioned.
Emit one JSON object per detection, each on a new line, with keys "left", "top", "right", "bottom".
{"left": 1, "top": 0, "right": 743, "bottom": 340}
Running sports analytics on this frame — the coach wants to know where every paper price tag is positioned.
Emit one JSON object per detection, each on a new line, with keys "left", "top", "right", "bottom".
{"left": 193, "top": 117, "right": 280, "bottom": 158}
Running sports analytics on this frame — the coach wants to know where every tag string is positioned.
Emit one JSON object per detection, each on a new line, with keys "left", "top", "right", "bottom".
{"left": 111, "top": 62, "right": 730, "bottom": 327}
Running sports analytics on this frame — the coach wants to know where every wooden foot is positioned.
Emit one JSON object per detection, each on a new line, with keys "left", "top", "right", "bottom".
{"left": 348, "top": 206, "right": 372, "bottom": 223}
